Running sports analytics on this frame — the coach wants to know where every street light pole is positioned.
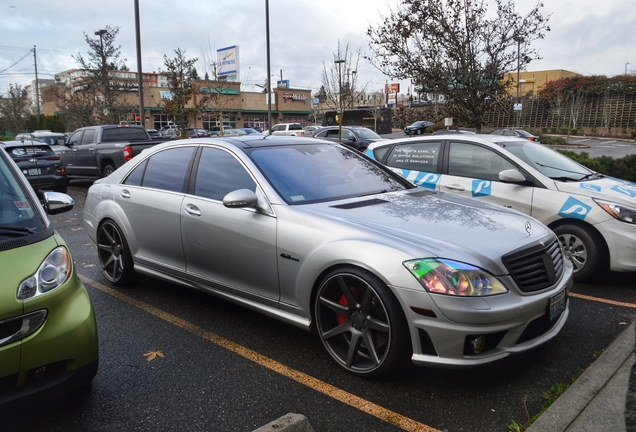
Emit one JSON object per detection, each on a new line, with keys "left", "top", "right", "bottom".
{"left": 134, "top": 0, "right": 144, "bottom": 128}
{"left": 334, "top": 59, "right": 345, "bottom": 142}
{"left": 626, "top": 62, "right": 631, "bottom": 75}
{"left": 514, "top": 36, "right": 523, "bottom": 128}
{"left": 265, "top": 0, "right": 272, "bottom": 134}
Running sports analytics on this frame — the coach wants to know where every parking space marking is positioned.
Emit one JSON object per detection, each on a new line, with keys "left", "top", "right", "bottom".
{"left": 81, "top": 275, "right": 439, "bottom": 432}
{"left": 570, "top": 292, "right": 636, "bottom": 308}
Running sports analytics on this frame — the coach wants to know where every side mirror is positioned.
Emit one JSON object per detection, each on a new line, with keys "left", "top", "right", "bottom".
{"left": 223, "top": 189, "right": 258, "bottom": 209}
{"left": 42, "top": 191, "right": 74, "bottom": 215}
{"left": 499, "top": 169, "right": 526, "bottom": 183}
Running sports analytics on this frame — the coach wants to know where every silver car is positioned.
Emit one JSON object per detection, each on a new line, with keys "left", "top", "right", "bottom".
{"left": 83, "top": 136, "right": 572, "bottom": 377}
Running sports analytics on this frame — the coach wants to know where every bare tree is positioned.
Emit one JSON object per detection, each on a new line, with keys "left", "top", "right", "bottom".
{"left": 50, "top": 83, "right": 98, "bottom": 131}
{"left": 321, "top": 41, "right": 365, "bottom": 141}
{"left": 568, "top": 88, "right": 586, "bottom": 130}
{"left": 162, "top": 48, "right": 198, "bottom": 138}
{"left": 0, "top": 84, "right": 30, "bottom": 135}
{"left": 73, "top": 25, "right": 135, "bottom": 124}
{"left": 367, "top": 0, "right": 550, "bottom": 131}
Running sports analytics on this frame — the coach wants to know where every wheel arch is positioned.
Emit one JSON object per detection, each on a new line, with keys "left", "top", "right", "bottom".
{"left": 547, "top": 218, "right": 609, "bottom": 257}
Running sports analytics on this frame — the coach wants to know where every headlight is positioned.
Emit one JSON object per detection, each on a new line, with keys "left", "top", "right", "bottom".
{"left": 17, "top": 247, "right": 71, "bottom": 300}
{"left": 403, "top": 259, "right": 509, "bottom": 296}
{"left": 595, "top": 199, "right": 636, "bottom": 224}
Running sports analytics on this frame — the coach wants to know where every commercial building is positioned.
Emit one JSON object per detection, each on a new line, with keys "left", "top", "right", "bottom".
{"left": 38, "top": 69, "right": 313, "bottom": 131}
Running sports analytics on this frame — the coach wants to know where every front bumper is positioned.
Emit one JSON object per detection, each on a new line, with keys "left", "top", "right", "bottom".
{"left": 393, "top": 264, "right": 573, "bottom": 367}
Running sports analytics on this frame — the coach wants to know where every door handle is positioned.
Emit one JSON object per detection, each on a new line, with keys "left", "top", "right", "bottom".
{"left": 444, "top": 184, "right": 465, "bottom": 191}
{"left": 120, "top": 190, "right": 131, "bottom": 199}
{"left": 185, "top": 204, "right": 201, "bottom": 217}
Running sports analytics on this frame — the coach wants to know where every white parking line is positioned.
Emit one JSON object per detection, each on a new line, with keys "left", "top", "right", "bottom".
{"left": 572, "top": 139, "right": 591, "bottom": 144}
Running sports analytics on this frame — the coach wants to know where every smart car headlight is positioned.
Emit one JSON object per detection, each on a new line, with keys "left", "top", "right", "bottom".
{"left": 403, "top": 259, "right": 509, "bottom": 296}
{"left": 17, "top": 247, "right": 71, "bottom": 300}
{"left": 595, "top": 199, "right": 636, "bottom": 224}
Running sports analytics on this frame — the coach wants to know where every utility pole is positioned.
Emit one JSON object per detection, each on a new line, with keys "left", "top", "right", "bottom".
{"left": 134, "top": 0, "right": 145, "bottom": 128}
{"left": 32, "top": 45, "right": 41, "bottom": 116}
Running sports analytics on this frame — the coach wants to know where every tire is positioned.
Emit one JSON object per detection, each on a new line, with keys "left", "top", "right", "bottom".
{"left": 417, "top": 129, "right": 422, "bottom": 135}
{"left": 314, "top": 267, "right": 410, "bottom": 378}
{"left": 97, "top": 220, "right": 137, "bottom": 286}
{"left": 102, "top": 164, "right": 116, "bottom": 178}
{"left": 553, "top": 224, "right": 606, "bottom": 282}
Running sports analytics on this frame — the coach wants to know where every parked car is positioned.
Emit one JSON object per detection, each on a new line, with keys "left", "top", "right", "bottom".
{"left": 189, "top": 128, "right": 211, "bottom": 138}
{"left": 431, "top": 129, "right": 476, "bottom": 135}
{"left": 83, "top": 135, "right": 571, "bottom": 377}
{"left": 146, "top": 129, "right": 162, "bottom": 140}
{"left": 365, "top": 134, "right": 636, "bottom": 282}
{"left": 0, "top": 141, "right": 68, "bottom": 193}
{"left": 237, "top": 128, "right": 262, "bottom": 136}
{"left": 59, "top": 124, "right": 164, "bottom": 178}
{"left": 15, "top": 131, "right": 67, "bottom": 153}
{"left": 262, "top": 123, "right": 304, "bottom": 136}
{"left": 303, "top": 125, "right": 322, "bottom": 136}
{"left": 404, "top": 121, "right": 435, "bottom": 135}
{"left": 409, "top": 100, "right": 432, "bottom": 107}
{"left": 209, "top": 125, "right": 235, "bottom": 136}
{"left": 491, "top": 128, "right": 539, "bottom": 141}
{"left": 0, "top": 147, "right": 99, "bottom": 406}
{"left": 312, "top": 126, "right": 385, "bottom": 151}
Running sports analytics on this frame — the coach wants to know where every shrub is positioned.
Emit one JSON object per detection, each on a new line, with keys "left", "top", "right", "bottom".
{"left": 551, "top": 127, "right": 557, "bottom": 134}
{"left": 631, "top": 131, "right": 636, "bottom": 138}
{"left": 559, "top": 125, "right": 569, "bottom": 134}
{"left": 556, "top": 151, "right": 636, "bottom": 182}
{"left": 541, "top": 127, "right": 548, "bottom": 133}
{"left": 552, "top": 137, "right": 567, "bottom": 145}
{"left": 570, "top": 129, "right": 577, "bottom": 135}
{"left": 591, "top": 127, "right": 597, "bottom": 133}
{"left": 540, "top": 135, "right": 553, "bottom": 144}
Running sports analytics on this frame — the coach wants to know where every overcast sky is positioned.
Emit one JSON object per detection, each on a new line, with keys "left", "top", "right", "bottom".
{"left": 1, "top": 0, "right": 635, "bottom": 97}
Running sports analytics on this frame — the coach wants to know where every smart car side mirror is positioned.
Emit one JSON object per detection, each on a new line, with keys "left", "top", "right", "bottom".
{"left": 42, "top": 191, "right": 75, "bottom": 215}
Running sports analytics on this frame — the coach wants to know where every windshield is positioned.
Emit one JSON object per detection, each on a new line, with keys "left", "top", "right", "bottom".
{"left": 248, "top": 144, "right": 408, "bottom": 204}
{"left": 353, "top": 128, "right": 382, "bottom": 139}
{"left": 0, "top": 152, "right": 47, "bottom": 239}
{"left": 498, "top": 140, "right": 593, "bottom": 180}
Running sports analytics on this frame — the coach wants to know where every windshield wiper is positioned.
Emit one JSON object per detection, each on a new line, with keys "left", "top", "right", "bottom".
{"left": 549, "top": 176, "right": 580, "bottom": 182}
{"left": 0, "top": 226, "right": 37, "bottom": 237}
{"left": 579, "top": 172, "right": 605, "bottom": 181}
{"left": 536, "top": 162, "right": 588, "bottom": 176}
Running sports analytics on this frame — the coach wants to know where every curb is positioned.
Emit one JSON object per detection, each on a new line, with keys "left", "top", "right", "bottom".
{"left": 252, "top": 413, "right": 315, "bottom": 432}
{"left": 527, "top": 320, "right": 636, "bottom": 431}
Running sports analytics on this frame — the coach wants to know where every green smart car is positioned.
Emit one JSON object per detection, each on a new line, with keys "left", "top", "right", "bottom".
{"left": 0, "top": 146, "right": 98, "bottom": 406}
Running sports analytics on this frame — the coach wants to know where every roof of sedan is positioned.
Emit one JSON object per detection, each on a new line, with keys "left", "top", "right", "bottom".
{"left": 159, "top": 135, "right": 333, "bottom": 149}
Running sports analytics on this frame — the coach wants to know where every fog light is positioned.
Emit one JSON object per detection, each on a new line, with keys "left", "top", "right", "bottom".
{"left": 469, "top": 336, "right": 485, "bottom": 354}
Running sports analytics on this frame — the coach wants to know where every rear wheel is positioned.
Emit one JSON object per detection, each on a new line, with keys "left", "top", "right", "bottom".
{"left": 97, "top": 220, "right": 137, "bottom": 285}
{"left": 553, "top": 224, "right": 606, "bottom": 282}
{"left": 314, "top": 267, "right": 410, "bottom": 377}
{"left": 102, "top": 164, "right": 116, "bottom": 177}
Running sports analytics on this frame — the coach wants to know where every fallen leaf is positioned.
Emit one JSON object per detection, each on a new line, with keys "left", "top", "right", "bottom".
{"left": 143, "top": 350, "right": 165, "bottom": 362}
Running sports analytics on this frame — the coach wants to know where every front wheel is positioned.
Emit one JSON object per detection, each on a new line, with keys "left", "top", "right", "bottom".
{"left": 553, "top": 224, "right": 606, "bottom": 282}
{"left": 314, "top": 267, "right": 410, "bottom": 377}
{"left": 97, "top": 220, "right": 137, "bottom": 285}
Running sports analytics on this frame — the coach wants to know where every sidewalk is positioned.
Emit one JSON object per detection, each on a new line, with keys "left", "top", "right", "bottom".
{"left": 528, "top": 320, "right": 636, "bottom": 432}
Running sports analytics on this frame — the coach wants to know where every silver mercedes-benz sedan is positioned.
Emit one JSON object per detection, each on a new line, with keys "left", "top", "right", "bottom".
{"left": 83, "top": 135, "right": 572, "bottom": 377}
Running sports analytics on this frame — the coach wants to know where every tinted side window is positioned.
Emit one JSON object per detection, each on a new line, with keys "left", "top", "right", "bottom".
{"left": 384, "top": 141, "right": 441, "bottom": 172}
{"left": 141, "top": 147, "right": 195, "bottom": 192}
{"left": 68, "top": 131, "right": 83, "bottom": 146}
{"left": 123, "top": 159, "right": 148, "bottom": 186}
{"left": 81, "top": 129, "right": 97, "bottom": 144}
{"left": 448, "top": 142, "right": 515, "bottom": 181}
{"left": 289, "top": 124, "right": 301, "bottom": 130}
{"left": 193, "top": 147, "right": 256, "bottom": 201}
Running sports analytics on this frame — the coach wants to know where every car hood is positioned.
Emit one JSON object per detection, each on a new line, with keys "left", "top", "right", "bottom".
{"left": 303, "top": 190, "right": 551, "bottom": 274}
{"left": 555, "top": 176, "right": 636, "bottom": 206}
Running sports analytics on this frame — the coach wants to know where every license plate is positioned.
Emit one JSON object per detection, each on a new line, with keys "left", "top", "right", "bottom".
{"left": 549, "top": 289, "right": 567, "bottom": 322}
{"left": 28, "top": 168, "right": 41, "bottom": 176}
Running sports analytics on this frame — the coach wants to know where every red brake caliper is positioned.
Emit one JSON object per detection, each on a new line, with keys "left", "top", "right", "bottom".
{"left": 337, "top": 287, "right": 358, "bottom": 324}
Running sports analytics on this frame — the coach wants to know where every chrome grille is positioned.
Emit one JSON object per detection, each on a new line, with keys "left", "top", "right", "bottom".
{"left": 502, "top": 238, "right": 564, "bottom": 292}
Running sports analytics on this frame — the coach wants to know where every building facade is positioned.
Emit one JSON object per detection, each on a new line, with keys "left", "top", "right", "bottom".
{"left": 40, "top": 70, "right": 313, "bottom": 131}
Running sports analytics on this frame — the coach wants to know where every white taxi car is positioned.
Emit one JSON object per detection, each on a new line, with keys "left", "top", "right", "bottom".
{"left": 366, "top": 135, "right": 636, "bottom": 282}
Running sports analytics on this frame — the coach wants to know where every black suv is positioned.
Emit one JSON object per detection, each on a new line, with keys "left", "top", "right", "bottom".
{"left": 0, "top": 141, "right": 68, "bottom": 193}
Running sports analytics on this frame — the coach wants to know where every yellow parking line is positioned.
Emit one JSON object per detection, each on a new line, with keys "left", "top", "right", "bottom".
{"left": 570, "top": 292, "right": 636, "bottom": 308}
{"left": 80, "top": 275, "right": 439, "bottom": 432}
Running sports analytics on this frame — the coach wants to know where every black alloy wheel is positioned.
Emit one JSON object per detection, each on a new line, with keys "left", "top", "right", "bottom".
{"left": 97, "top": 220, "right": 137, "bottom": 285}
{"left": 314, "top": 267, "right": 410, "bottom": 377}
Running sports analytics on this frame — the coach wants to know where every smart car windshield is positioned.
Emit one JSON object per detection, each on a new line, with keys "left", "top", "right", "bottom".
{"left": 248, "top": 143, "right": 409, "bottom": 204}
{"left": 0, "top": 152, "right": 46, "bottom": 238}
{"left": 499, "top": 140, "right": 593, "bottom": 181}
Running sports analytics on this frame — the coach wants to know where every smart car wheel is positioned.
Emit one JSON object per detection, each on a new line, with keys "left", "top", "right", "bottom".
{"left": 97, "top": 220, "right": 137, "bottom": 286}
{"left": 314, "top": 267, "right": 410, "bottom": 377}
{"left": 553, "top": 224, "right": 606, "bottom": 282}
